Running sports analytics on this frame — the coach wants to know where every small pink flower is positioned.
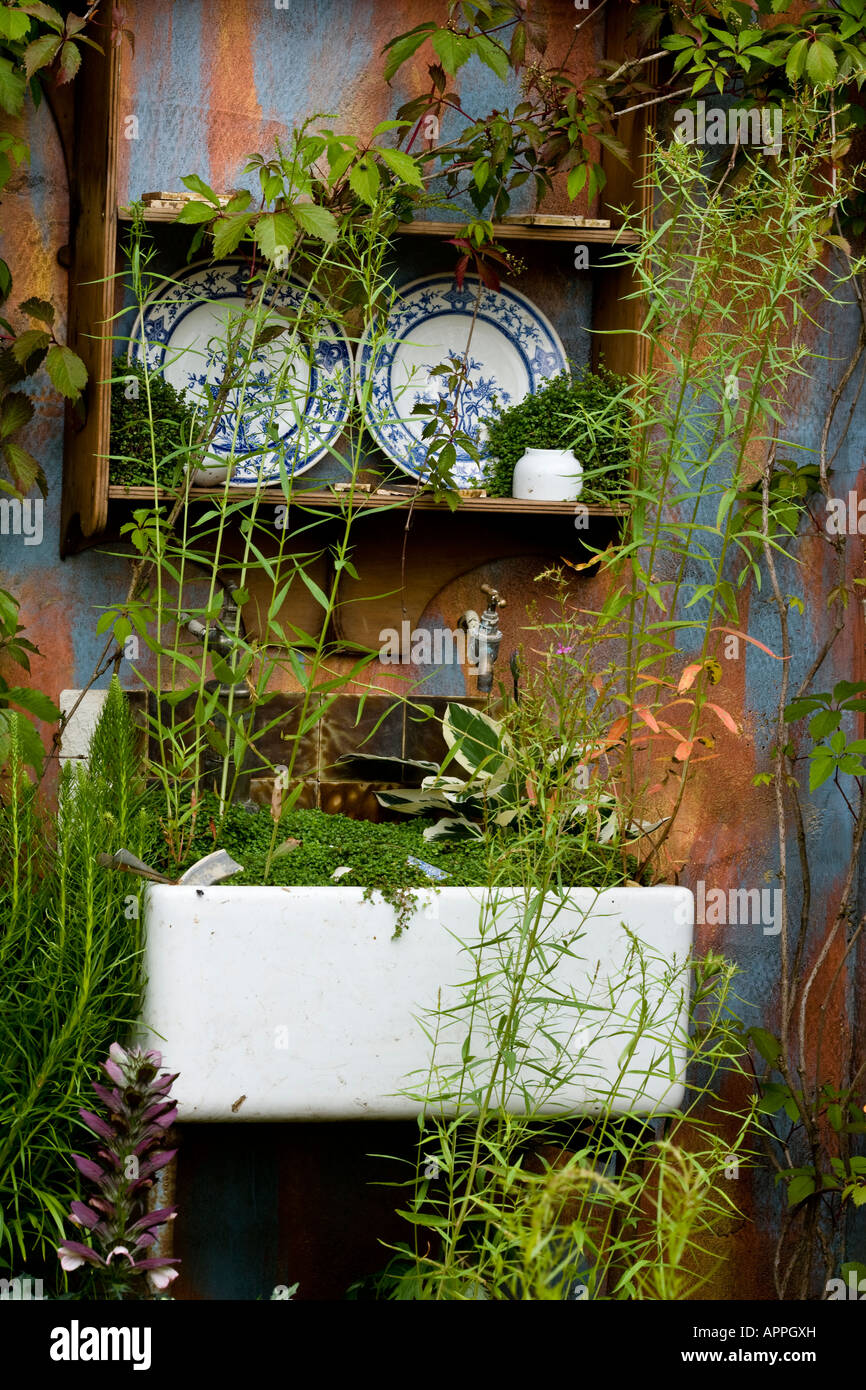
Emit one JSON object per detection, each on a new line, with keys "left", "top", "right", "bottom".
{"left": 148, "top": 1266, "right": 179, "bottom": 1292}
{"left": 105, "top": 1245, "right": 134, "bottom": 1265}
{"left": 58, "top": 1241, "right": 101, "bottom": 1271}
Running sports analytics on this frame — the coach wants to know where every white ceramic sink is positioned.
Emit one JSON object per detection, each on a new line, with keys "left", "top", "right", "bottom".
{"left": 140, "top": 884, "right": 694, "bottom": 1121}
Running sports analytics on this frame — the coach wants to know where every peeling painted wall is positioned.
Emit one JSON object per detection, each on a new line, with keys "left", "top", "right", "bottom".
{"left": 1, "top": 0, "right": 864, "bottom": 1301}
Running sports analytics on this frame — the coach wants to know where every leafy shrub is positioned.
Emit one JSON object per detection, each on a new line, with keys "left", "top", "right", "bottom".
{"left": 0, "top": 679, "right": 152, "bottom": 1284}
{"left": 109, "top": 362, "right": 199, "bottom": 488}
{"left": 482, "top": 366, "right": 631, "bottom": 502}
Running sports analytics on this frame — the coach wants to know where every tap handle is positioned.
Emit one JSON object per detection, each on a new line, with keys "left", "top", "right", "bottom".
{"left": 481, "top": 583, "right": 506, "bottom": 611}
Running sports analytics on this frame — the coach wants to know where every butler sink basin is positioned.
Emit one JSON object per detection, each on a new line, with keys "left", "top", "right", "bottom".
{"left": 140, "top": 884, "right": 694, "bottom": 1121}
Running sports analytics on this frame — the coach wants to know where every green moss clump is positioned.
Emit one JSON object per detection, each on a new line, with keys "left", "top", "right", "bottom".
{"left": 152, "top": 797, "right": 628, "bottom": 936}
{"left": 482, "top": 366, "right": 631, "bottom": 503}
{"left": 109, "top": 361, "right": 200, "bottom": 488}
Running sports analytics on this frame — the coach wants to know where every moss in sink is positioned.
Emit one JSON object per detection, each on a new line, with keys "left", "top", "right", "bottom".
{"left": 154, "top": 798, "right": 629, "bottom": 937}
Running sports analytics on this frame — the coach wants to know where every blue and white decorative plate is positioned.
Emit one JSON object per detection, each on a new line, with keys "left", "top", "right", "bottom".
{"left": 357, "top": 274, "right": 568, "bottom": 486}
{"left": 129, "top": 260, "right": 352, "bottom": 483}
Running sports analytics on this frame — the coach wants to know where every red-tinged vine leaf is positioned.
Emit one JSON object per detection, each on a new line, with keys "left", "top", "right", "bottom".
{"left": 674, "top": 739, "right": 693, "bottom": 761}
{"left": 21, "top": 4, "right": 63, "bottom": 32}
{"left": 111, "top": 7, "right": 134, "bottom": 53}
{"left": 476, "top": 258, "right": 500, "bottom": 291}
{"left": 705, "top": 702, "right": 741, "bottom": 735}
{"left": 677, "top": 663, "right": 702, "bottom": 693}
{"left": 606, "top": 715, "right": 629, "bottom": 742}
{"left": 23, "top": 32, "right": 62, "bottom": 80}
{"left": 634, "top": 706, "right": 661, "bottom": 733}
{"left": 56, "top": 40, "right": 81, "bottom": 85}
{"left": 524, "top": 12, "right": 547, "bottom": 54}
{"left": 453, "top": 254, "right": 469, "bottom": 290}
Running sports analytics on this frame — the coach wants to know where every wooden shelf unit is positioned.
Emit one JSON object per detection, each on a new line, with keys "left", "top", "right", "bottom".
{"left": 106, "top": 484, "right": 623, "bottom": 517}
{"left": 60, "top": 0, "right": 652, "bottom": 555}
{"left": 117, "top": 204, "right": 640, "bottom": 245}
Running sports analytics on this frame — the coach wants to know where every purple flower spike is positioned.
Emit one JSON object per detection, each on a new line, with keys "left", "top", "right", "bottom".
{"left": 71, "top": 1153, "right": 105, "bottom": 1182}
{"left": 69, "top": 1201, "right": 101, "bottom": 1229}
{"left": 58, "top": 1241, "right": 103, "bottom": 1271}
{"left": 103, "top": 1058, "right": 125, "bottom": 1086}
{"left": 79, "top": 1108, "right": 116, "bottom": 1142}
{"left": 58, "top": 1043, "right": 181, "bottom": 1299}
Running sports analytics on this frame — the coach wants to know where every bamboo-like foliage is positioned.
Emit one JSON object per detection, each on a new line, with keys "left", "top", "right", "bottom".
{"left": 0, "top": 679, "right": 151, "bottom": 1279}
{"left": 363, "top": 109, "right": 866, "bottom": 1300}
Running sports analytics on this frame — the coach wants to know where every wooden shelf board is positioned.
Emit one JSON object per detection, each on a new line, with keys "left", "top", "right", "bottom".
{"left": 116, "top": 205, "right": 639, "bottom": 245}
{"left": 107, "top": 484, "right": 623, "bottom": 517}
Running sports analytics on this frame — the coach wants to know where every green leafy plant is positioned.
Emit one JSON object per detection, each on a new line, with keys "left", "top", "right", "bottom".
{"left": 0, "top": 678, "right": 151, "bottom": 1284}
{"left": 0, "top": 586, "right": 59, "bottom": 768}
{"left": 108, "top": 362, "right": 200, "bottom": 489}
{"left": 481, "top": 367, "right": 631, "bottom": 502}
{"left": 359, "top": 700, "right": 658, "bottom": 860}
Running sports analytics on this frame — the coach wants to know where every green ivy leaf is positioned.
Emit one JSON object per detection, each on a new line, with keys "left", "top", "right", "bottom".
{"left": 19, "top": 296, "right": 54, "bottom": 326}
{"left": 0, "top": 56, "right": 25, "bottom": 116}
{"left": 11, "top": 328, "right": 50, "bottom": 367}
{"left": 0, "top": 706, "right": 44, "bottom": 770}
{"left": 0, "top": 9, "right": 30, "bottom": 41}
{"left": 211, "top": 213, "right": 252, "bottom": 259}
{"left": 253, "top": 210, "right": 296, "bottom": 260}
{"left": 23, "top": 33, "right": 61, "bottom": 80}
{"left": 2, "top": 440, "right": 44, "bottom": 495}
{"left": 808, "top": 751, "right": 836, "bottom": 791}
{"left": 175, "top": 199, "right": 215, "bottom": 224}
{"left": 749, "top": 1026, "right": 783, "bottom": 1065}
{"left": 180, "top": 173, "right": 221, "bottom": 207}
{"left": 787, "top": 1172, "right": 816, "bottom": 1206}
{"left": 2, "top": 685, "right": 59, "bottom": 721}
{"left": 806, "top": 39, "right": 837, "bottom": 84}
{"left": 473, "top": 33, "right": 509, "bottom": 81}
{"left": 376, "top": 146, "right": 424, "bottom": 190}
{"left": 757, "top": 1082, "right": 788, "bottom": 1114}
{"left": 0, "top": 391, "right": 34, "bottom": 438}
{"left": 382, "top": 23, "right": 436, "bottom": 82}
{"left": 349, "top": 157, "right": 380, "bottom": 206}
{"left": 431, "top": 28, "right": 472, "bottom": 76}
{"left": 809, "top": 708, "right": 841, "bottom": 739}
{"left": 291, "top": 201, "right": 338, "bottom": 243}
{"left": 45, "top": 344, "right": 87, "bottom": 399}
{"left": 785, "top": 37, "right": 809, "bottom": 81}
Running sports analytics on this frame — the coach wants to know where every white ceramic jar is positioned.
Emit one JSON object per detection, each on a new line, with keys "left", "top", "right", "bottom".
{"left": 511, "top": 446, "right": 583, "bottom": 501}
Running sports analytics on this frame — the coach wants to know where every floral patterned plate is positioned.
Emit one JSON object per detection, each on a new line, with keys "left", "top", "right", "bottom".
{"left": 129, "top": 260, "right": 352, "bottom": 484}
{"left": 356, "top": 274, "right": 567, "bottom": 486}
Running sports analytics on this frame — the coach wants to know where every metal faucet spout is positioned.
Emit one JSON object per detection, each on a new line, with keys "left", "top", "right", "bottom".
{"left": 459, "top": 583, "right": 507, "bottom": 694}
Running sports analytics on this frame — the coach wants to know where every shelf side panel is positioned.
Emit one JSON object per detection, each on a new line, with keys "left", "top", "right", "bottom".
{"left": 60, "top": 0, "right": 120, "bottom": 551}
